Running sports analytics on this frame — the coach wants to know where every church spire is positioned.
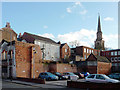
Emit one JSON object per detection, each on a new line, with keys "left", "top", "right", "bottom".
{"left": 94, "top": 14, "right": 105, "bottom": 50}
{"left": 97, "top": 14, "right": 101, "bottom": 32}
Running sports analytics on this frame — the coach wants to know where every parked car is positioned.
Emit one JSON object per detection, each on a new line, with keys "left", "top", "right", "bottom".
{"left": 81, "top": 72, "right": 90, "bottom": 77}
{"left": 53, "top": 72, "right": 68, "bottom": 80}
{"left": 108, "top": 73, "right": 120, "bottom": 80}
{"left": 38, "top": 72, "right": 58, "bottom": 80}
{"left": 63, "top": 72, "right": 79, "bottom": 80}
{"left": 85, "top": 74, "right": 120, "bottom": 83}
{"left": 74, "top": 72, "right": 84, "bottom": 78}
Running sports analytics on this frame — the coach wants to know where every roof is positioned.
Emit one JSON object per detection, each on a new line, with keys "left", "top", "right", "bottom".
{"left": 23, "top": 32, "right": 58, "bottom": 44}
{"left": 102, "top": 49, "right": 120, "bottom": 52}
{"left": 87, "top": 53, "right": 111, "bottom": 63}
{"left": 95, "top": 55, "right": 111, "bottom": 63}
{"left": 60, "top": 43, "right": 66, "bottom": 48}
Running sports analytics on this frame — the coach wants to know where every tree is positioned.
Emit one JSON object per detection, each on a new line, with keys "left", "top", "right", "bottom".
{"left": 69, "top": 40, "right": 80, "bottom": 48}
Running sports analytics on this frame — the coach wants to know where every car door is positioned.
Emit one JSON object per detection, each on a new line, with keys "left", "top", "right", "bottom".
{"left": 40, "top": 73, "right": 44, "bottom": 79}
{"left": 44, "top": 73, "right": 49, "bottom": 79}
{"left": 86, "top": 75, "right": 95, "bottom": 82}
{"left": 95, "top": 75, "right": 106, "bottom": 83}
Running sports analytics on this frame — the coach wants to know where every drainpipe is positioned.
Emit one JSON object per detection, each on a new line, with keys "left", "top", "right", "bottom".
{"left": 32, "top": 47, "right": 36, "bottom": 79}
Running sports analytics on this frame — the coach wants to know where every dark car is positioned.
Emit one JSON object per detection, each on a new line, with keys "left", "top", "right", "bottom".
{"left": 38, "top": 72, "right": 58, "bottom": 81}
{"left": 74, "top": 72, "right": 84, "bottom": 78}
{"left": 108, "top": 73, "right": 120, "bottom": 80}
{"left": 53, "top": 72, "right": 68, "bottom": 80}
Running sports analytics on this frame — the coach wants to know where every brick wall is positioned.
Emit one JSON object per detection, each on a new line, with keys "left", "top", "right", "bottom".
{"left": 15, "top": 41, "right": 42, "bottom": 78}
{"left": 75, "top": 46, "right": 100, "bottom": 61}
{"left": 1, "top": 28, "right": 17, "bottom": 42}
{"left": 97, "top": 62, "right": 112, "bottom": 75}
{"left": 86, "top": 62, "right": 111, "bottom": 75}
{"left": 86, "top": 54, "right": 111, "bottom": 74}
{"left": 15, "top": 41, "right": 77, "bottom": 78}
{"left": 87, "top": 66, "right": 97, "bottom": 74}
{"left": 56, "top": 63, "right": 77, "bottom": 73}
{"left": 16, "top": 61, "right": 31, "bottom": 78}
{"left": 60, "top": 43, "right": 71, "bottom": 59}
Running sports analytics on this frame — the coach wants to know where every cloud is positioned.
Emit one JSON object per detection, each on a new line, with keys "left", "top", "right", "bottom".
{"left": 65, "top": 2, "right": 87, "bottom": 15}
{"left": 43, "top": 25, "right": 48, "bottom": 29}
{"left": 38, "top": 33, "right": 55, "bottom": 40}
{"left": 39, "top": 29, "right": 118, "bottom": 49}
{"left": 75, "top": 1, "right": 83, "bottom": 7}
{"left": 104, "top": 17, "right": 114, "bottom": 21}
{"left": 80, "top": 10, "right": 87, "bottom": 15}
{"left": 66, "top": 8, "right": 72, "bottom": 13}
{"left": 103, "top": 34, "right": 118, "bottom": 49}
{"left": 57, "top": 29, "right": 96, "bottom": 47}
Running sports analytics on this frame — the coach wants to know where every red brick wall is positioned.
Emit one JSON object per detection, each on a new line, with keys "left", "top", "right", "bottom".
{"left": 56, "top": 63, "right": 77, "bottom": 73}
{"left": 1, "top": 28, "right": 17, "bottom": 42}
{"left": 48, "top": 63, "right": 57, "bottom": 73}
{"left": 16, "top": 61, "right": 31, "bottom": 78}
{"left": 76, "top": 46, "right": 100, "bottom": 61}
{"left": 15, "top": 41, "right": 77, "bottom": 78}
{"left": 97, "top": 62, "right": 112, "bottom": 75}
{"left": 15, "top": 41, "right": 42, "bottom": 78}
{"left": 86, "top": 62, "right": 112, "bottom": 75}
{"left": 60, "top": 43, "right": 71, "bottom": 59}
{"left": 87, "top": 66, "right": 97, "bottom": 74}
{"left": 76, "top": 46, "right": 83, "bottom": 57}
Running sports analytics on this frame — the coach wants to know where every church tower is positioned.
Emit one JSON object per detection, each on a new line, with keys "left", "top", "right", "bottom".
{"left": 95, "top": 15, "right": 105, "bottom": 50}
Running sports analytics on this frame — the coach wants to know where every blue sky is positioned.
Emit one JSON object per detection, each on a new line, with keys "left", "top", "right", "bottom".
{"left": 2, "top": 2, "right": 118, "bottom": 49}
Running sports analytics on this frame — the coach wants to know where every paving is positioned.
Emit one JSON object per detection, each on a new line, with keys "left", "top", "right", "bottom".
{"left": 2, "top": 79, "right": 67, "bottom": 88}
{"left": 2, "top": 79, "right": 87, "bottom": 90}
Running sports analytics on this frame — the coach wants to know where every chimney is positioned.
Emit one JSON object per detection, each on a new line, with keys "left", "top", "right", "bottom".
{"left": 57, "top": 41, "right": 61, "bottom": 44}
{"left": 6, "top": 22, "right": 10, "bottom": 28}
{"left": 18, "top": 33, "right": 22, "bottom": 38}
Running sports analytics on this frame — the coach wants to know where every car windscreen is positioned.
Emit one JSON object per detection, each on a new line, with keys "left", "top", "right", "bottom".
{"left": 87, "top": 75, "right": 95, "bottom": 78}
{"left": 102, "top": 75, "right": 110, "bottom": 79}
{"left": 69, "top": 72, "right": 75, "bottom": 75}
{"left": 46, "top": 72, "right": 54, "bottom": 76}
{"left": 56, "top": 72, "right": 61, "bottom": 75}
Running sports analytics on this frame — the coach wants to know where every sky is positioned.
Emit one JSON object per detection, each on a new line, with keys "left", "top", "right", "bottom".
{"left": 2, "top": 2, "right": 118, "bottom": 49}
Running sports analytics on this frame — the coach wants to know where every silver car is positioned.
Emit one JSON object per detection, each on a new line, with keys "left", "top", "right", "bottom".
{"left": 85, "top": 74, "right": 120, "bottom": 83}
{"left": 63, "top": 72, "right": 79, "bottom": 80}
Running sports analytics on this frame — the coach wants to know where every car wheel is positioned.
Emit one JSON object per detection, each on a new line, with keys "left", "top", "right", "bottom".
{"left": 60, "top": 77, "right": 62, "bottom": 80}
{"left": 38, "top": 76, "right": 42, "bottom": 79}
{"left": 68, "top": 76, "right": 70, "bottom": 79}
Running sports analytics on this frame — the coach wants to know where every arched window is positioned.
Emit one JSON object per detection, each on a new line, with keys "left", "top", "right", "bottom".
{"left": 8, "top": 50, "right": 13, "bottom": 59}
{"left": 2, "top": 50, "right": 7, "bottom": 60}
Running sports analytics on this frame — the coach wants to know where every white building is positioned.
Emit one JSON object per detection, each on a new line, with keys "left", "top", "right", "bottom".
{"left": 21, "top": 32, "right": 60, "bottom": 61}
